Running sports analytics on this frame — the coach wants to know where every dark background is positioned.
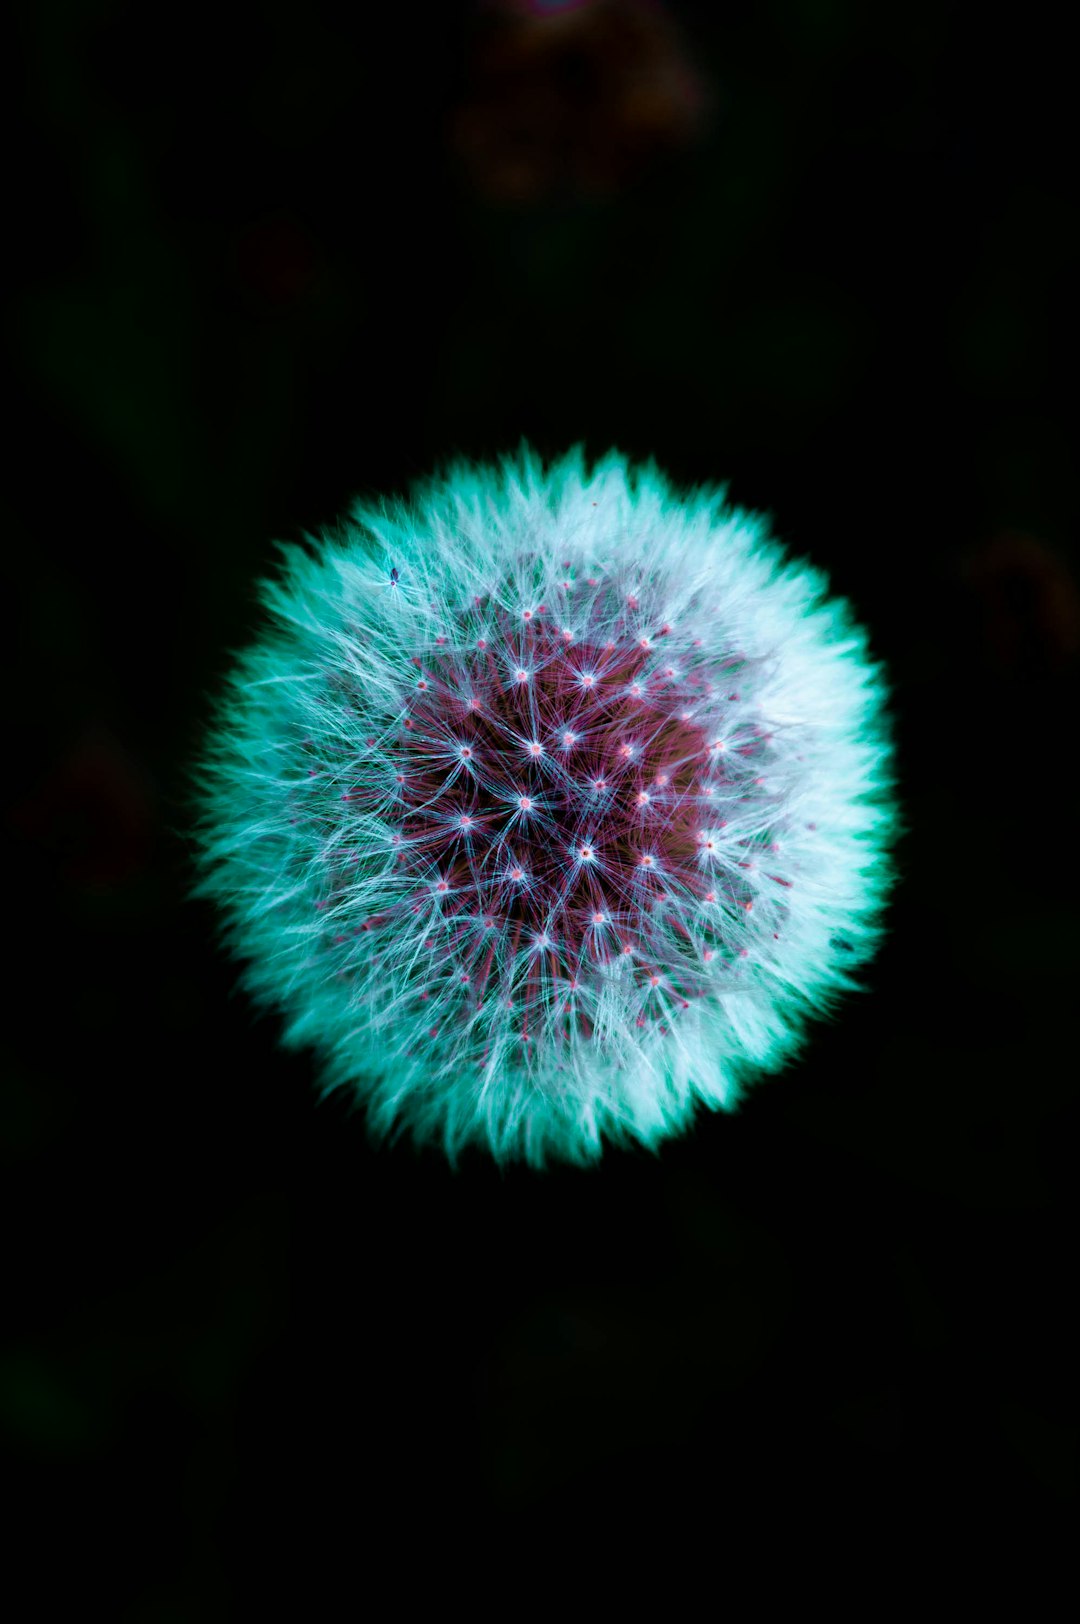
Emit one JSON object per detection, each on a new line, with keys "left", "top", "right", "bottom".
{"left": 5, "top": 0, "right": 1077, "bottom": 1606}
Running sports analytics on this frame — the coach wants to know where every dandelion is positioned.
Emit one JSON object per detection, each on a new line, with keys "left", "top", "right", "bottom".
{"left": 190, "top": 445, "right": 899, "bottom": 1167}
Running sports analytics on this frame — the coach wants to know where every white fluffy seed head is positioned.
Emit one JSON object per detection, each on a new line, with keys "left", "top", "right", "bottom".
{"left": 191, "top": 445, "right": 900, "bottom": 1167}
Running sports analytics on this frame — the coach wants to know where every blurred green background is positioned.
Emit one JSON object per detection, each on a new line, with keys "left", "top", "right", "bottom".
{"left": 5, "top": 0, "right": 1077, "bottom": 1608}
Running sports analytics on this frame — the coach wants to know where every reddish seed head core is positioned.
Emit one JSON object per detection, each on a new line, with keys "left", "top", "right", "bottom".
{"left": 373, "top": 580, "right": 772, "bottom": 1050}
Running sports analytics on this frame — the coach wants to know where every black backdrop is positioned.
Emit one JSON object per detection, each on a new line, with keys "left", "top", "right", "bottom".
{"left": 6, "top": 0, "right": 1077, "bottom": 1607}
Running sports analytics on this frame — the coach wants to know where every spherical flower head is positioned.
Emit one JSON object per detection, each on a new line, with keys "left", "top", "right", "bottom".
{"left": 191, "top": 446, "right": 899, "bottom": 1167}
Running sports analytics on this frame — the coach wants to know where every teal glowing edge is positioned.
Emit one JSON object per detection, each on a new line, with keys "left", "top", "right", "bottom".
{"left": 189, "top": 446, "right": 901, "bottom": 1167}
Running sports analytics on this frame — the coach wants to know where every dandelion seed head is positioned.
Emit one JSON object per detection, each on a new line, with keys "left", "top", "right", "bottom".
{"left": 191, "top": 445, "right": 900, "bottom": 1167}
